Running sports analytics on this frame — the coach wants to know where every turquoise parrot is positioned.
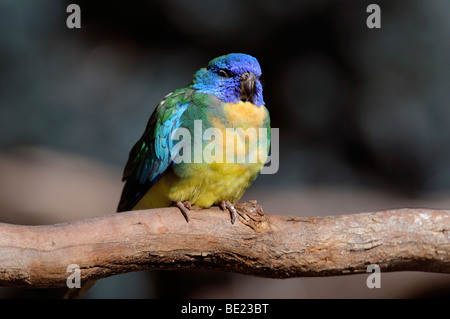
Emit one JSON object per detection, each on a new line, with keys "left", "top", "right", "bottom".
{"left": 64, "top": 54, "right": 271, "bottom": 299}
{"left": 117, "top": 53, "right": 270, "bottom": 223}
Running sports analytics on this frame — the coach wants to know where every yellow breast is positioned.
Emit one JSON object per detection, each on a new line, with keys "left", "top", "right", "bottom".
{"left": 209, "top": 101, "right": 269, "bottom": 164}
{"left": 222, "top": 101, "right": 268, "bottom": 128}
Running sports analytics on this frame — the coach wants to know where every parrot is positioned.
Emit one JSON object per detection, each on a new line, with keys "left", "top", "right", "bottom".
{"left": 117, "top": 53, "right": 270, "bottom": 223}
{"left": 64, "top": 53, "right": 268, "bottom": 299}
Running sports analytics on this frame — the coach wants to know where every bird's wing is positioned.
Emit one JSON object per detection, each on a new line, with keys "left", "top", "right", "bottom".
{"left": 117, "top": 88, "right": 193, "bottom": 212}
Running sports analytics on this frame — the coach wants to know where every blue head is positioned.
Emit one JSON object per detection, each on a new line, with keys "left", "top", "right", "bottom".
{"left": 192, "top": 53, "right": 264, "bottom": 106}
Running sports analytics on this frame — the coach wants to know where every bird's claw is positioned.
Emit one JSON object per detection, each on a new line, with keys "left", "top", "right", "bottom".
{"left": 175, "top": 201, "right": 191, "bottom": 223}
{"left": 220, "top": 200, "right": 237, "bottom": 224}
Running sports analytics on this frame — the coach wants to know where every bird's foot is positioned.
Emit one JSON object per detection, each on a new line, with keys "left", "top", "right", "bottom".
{"left": 220, "top": 200, "right": 237, "bottom": 224}
{"left": 175, "top": 201, "right": 191, "bottom": 223}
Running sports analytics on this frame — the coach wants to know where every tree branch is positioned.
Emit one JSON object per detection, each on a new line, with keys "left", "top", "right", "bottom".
{"left": 0, "top": 200, "right": 448, "bottom": 288}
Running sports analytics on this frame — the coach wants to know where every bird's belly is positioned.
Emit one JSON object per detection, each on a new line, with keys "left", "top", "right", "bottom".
{"left": 134, "top": 162, "right": 263, "bottom": 210}
{"left": 171, "top": 162, "right": 263, "bottom": 206}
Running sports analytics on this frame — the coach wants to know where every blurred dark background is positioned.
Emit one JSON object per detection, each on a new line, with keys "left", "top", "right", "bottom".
{"left": 0, "top": 0, "right": 449, "bottom": 298}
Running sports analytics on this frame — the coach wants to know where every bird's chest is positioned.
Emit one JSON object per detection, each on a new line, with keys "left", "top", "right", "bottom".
{"left": 206, "top": 101, "right": 269, "bottom": 162}
{"left": 219, "top": 101, "right": 268, "bottom": 128}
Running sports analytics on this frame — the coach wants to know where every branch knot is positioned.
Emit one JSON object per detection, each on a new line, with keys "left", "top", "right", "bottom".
{"left": 235, "top": 200, "right": 273, "bottom": 232}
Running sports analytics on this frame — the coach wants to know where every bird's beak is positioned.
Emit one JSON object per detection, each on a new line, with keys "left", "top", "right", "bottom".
{"left": 240, "top": 72, "right": 256, "bottom": 103}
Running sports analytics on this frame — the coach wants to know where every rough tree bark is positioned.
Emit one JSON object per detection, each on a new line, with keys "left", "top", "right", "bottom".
{"left": 0, "top": 201, "right": 448, "bottom": 288}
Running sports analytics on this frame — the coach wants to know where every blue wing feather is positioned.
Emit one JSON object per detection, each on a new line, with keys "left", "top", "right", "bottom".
{"left": 117, "top": 93, "right": 190, "bottom": 212}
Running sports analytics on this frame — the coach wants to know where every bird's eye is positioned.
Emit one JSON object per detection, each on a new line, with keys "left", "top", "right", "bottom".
{"left": 218, "top": 69, "right": 230, "bottom": 78}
